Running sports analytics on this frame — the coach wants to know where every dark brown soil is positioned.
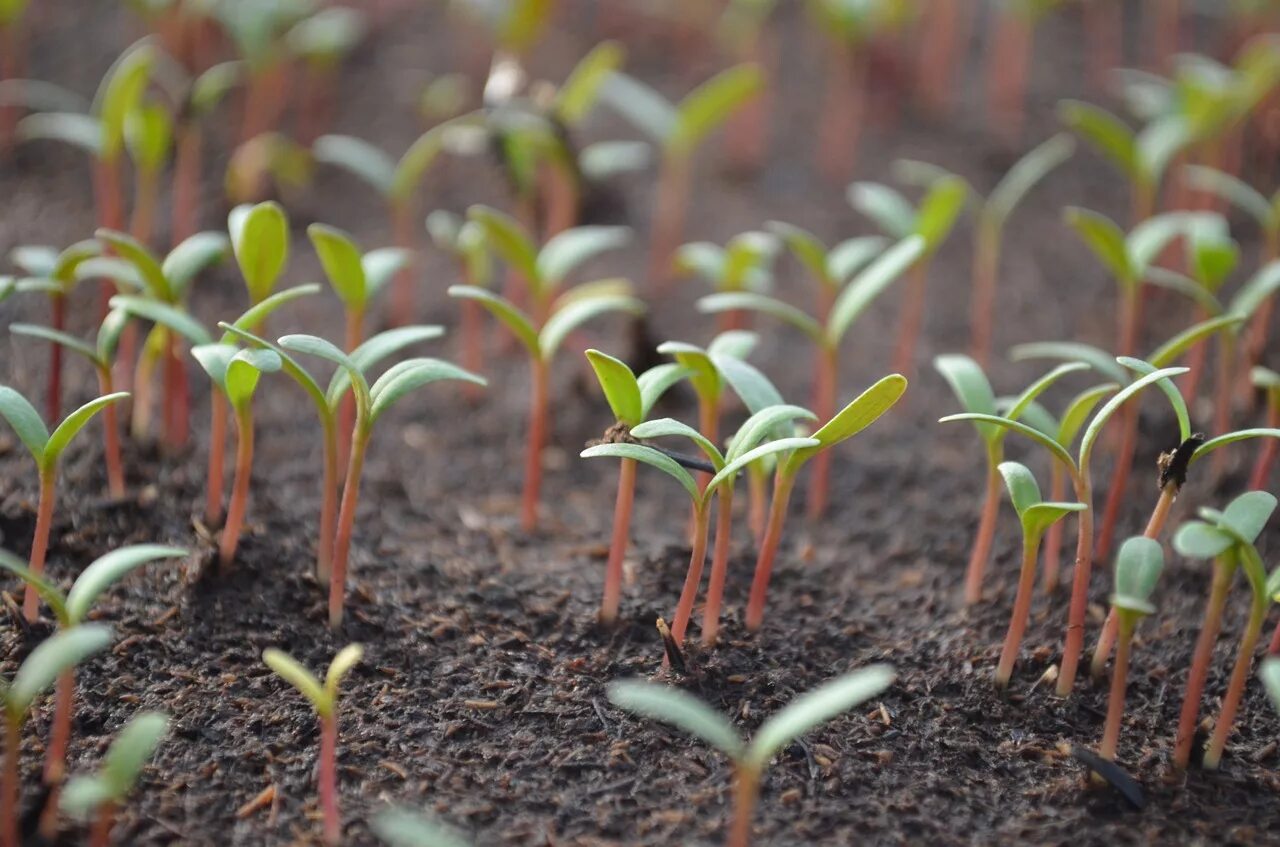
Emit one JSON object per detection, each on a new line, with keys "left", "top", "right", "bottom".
{"left": 2, "top": 2, "right": 1279, "bottom": 845}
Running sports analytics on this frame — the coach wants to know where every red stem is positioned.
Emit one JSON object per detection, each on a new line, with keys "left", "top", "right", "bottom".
{"left": 745, "top": 472, "right": 796, "bottom": 631}
{"left": 43, "top": 669, "right": 74, "bottom": 785}
{"left": 988, "top": 10, "right": 1032, "bottom": 145}
{"left": 522, "top": 358, "right": 549, "bottom": 532}
{"left": 205, "top": 389, "right": 227, "bottom": 527}
{"left": 1149, "top": 0, "right": 1180, "bottom": 71}
{"left": 748, "top": 466, "right": 767, "bottom": 547}
{"left": 89, "top": 803, "right": 115, "bottom": 847}
{"left": 172, "top": 124, "right": 202, "bottom": 243}
{"left": 891, "top": 261, "right": 928, "bottom": 382}
{"left": 1173, "top": 557, "right": 1233, "bottom": 769}
{"left": 47, "top": 294, "right": 66, "bottom": 423}
{"left": 806, "top": 345, "right": 838, "bottom": 522}
{"left": 1083, "top": 0, "right": 1121, "bottom": 92}
{"left": 1181, "top": 305, "right": 1211, "bottom": 404}
{"left": 1042, "top": 462, "right": 1065, "bottom": 594}
{"left": 163, "top": 333, "right": 189, "bottom": 451}
{"left": 670, "top": 504, "right": 711, "bottom": 651}
{"left": 93, "top": 159, "right": 125, "bottom": 321}
{"left": 1209, "top": 334, "right": 1234, "bottom": 478}
{"left": 647, "top": 155, "right": 690, "bottom": 293}
{"left": 1099, "top": 618, "right": 1134, "bottom": 761}
{"left": 0, "top": 21, "right": 22, "bottom": 160}
{"left": 726, "top": 766, "right": 761, "bottom": 847}
{"left": 131, "top": 342, "right": 158, "bottom": 441}
{"left": 816, "top": 41, "right": 863, "bottom": 181}
{"left": 338, "top": 308, "right": 364, "bottom": 472}
{"left": 702, "top": 486, "right": 735, "bottom": 647}
{"left": 2, "top": 718, "right": 19, "bottom": 847}
{"left": 1056, "top": 476, "right": 1094, "bottom": 697}
{"left": 964, "top": 458, "right": 1001, "bottom": 606}
{"left": 460, "top": 297, "right": 484, "bottom": 403}
{"left": 320, "top": 712, "right": 339, "bottom": 845}
{"left": 330, "top": 429, "right": 369, "bottom": 629}
{"left": 600, "top": 457, "right": 637, "bottom": 627}
{"left": 996, "top": 535, "right": 1041, "bottom": 689}
{"left": 1095, "top": 403, "right": 1139, "bottom": 564}
{"left": 1249, "top": 397, "right": 1279, "bottom": 490}
{"left": 24, "top": 470, "right": 55, "bottom": 622}
{"left": 916, "top": 0, "right": 970, "bottom": 116}
{"left": 130, "top": 167, "right": 158, "bottom": 245}
{"left": 316, "top": 420, "right": 339, "bottom": 586}
{"left": 1204, "top": 603, "right": 1265, "bottom": 769}
{"left": 218, "top": 405, "right": 255, "bottom": 571}
{"left": 969, "top": 223, "right": 1000, "bottom": 368}
{"left": 99, "top": 369, "right": 126, "bottom": 499}
{"left": 390, "top": 201, "right": 416, "bottom": 325}
{"left": 727, "top": 32, "right": 773, "bottom": 171}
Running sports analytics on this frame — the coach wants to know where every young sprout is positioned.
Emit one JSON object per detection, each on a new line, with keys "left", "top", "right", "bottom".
{"left": 7, "top": 240, "right": 103, "bottom": 420}
{"left": 962, "top": 134, "right": 1076, "bottom": 365}
{"left": 1263, "top": 658, "right": 1280, "bottom": 711}
{"left": 123, "top": 96, "right": 173, "bottom": 244}
{"left": 1172, "top": 492, "right": 1279, "bottom": 769}
{"left": 608, "top": 665, "right": 894, "bottom": 847}
{"left": 13, "top": 312, "right": 132, "bottom": 498}
{"left": 427, "top": 210, "right": 493, "bottom": 398}
{"left": 312, "top": 117, "right": 479, "bottom": 319}
{"left": 286, "top": 6, "right": 367, "bottom": 143}
{"left": 675, "top": 231, "right": 778, "bottom": 332}
{"left": 215, "top": 0, "right": 313, "bottom": 143}
{"left": 584, "top": 410, "right": 817, "bottom": 648}
{"left": 278, "top": 334, "right": 484, "bottom": 626}
{"left": 190, "top": 346, "right": 279, "bottom": 569}
{"left": 941, "top": 362, "right": 1190, "bottom": 696}
{"left": 0, "top": 388, "right": 129, "bottom": 620}
{"left": 373, "top": 808, "right": 472, "bottom": 847}
{"left": 1251, "top": 367, "right": 1280, "bottom": 490}
{"left": 584, "top": 349, "right": 688, "bottom": 626}
{"left": 224, "top": 130, "right": 313, "bottom": 205}
{"left": 263, "top": 644, "right": 363, "bottom": 846}
{"left": 700, "top": 235, "right": 925, "bottom": 519}
{"left": 1098, "top": 537, "right": 1164, "bottom": 763}
{"left": 993, "top": 462, "right": 1086, "bottom": 690}
{"left": 450, "top": 209, "right": 640, "bottom": 531}
{"left": 935, "top": 355, "right": 1088, "bottom": 605}
{"left": 221, "top": 321, "right": 443, "bottom": 583}
{"left": 168, "top": 60, "right": 243, "bottom": 241}
{"left": 746, "top": 375, "right": 907, "bottom": 631}
{"left": 0, "top": 544, "right": 184, "bottom": 789}
{"left": 849, "top": 168, "right": 968, "bottom": 379}
{"left": 600, "top": 64, "right": 762, "bottom": 286}
{"left": 1, "top": 625, "right": 113, "bottom": 847}
{"left": 60, "top": 712, "right": 169, "bottom": 847}
{"left": 229, "top": 200, "right": 290, "bottom": 314}
{"left": 716, "top": 0, "right": 780, "bottom": 170}
{"left": 985, "top": 0, "right": 1066, "bottom": 142}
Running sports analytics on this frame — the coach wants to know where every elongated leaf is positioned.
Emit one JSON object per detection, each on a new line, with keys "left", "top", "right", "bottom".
{"left": 579, "top": 140, "right": 651, "bottom": 181}
{"left": 225, "top": 348, "right": 281, "bottom": 407}
{"left": 372, "top": 808, "right": 473, "bottom": 847}
{"left": 95, "top": 41, "right": 155, "bottom": 161}
{"left": 1117, "top": 357, "right": 1190, "bottom": 442}
{"left": 1006, "top": 362, "right": 1089, "bottom": 422}
{"left": 1253, "top": 367, "right": 1280, "bottom": 391}
{"left": 326, "top": 325, "right": 446, "bottom": 407}
{"left": 585, "top": 350, "right": 642, "bottom": 427}
{"left": 539, "top": 293, "right": 644, "bottom": 360}
{"left": 1079, "top": 367, "right": 1189, "bottom": 465}
{"left": 1059, "top": 100, "right": 1138, "bottom": 180}
{"left": 219, "top": 323, "right": 327, "bottom": 415}
{"left": 1064, "top": 207, "right": 1133, "bottom": 286}
{"left": 1022, "top": 501, "right": 1087, "bottom": 539}
{"left": 45, "top": 393, "right": 129, "bottom": 467}
{"left": 599, "top": 71, "right": 677, "bottom": 143}
{"left": 1229, "top": 261, "right": 1280, "bottom": 320}
{"left": 697, "top": 292, "right": 823, "bottom": 341}
{"left": 9, "top": 324, "right": 101, "bottom": 366}
{"left": 468, "top": 206, "right": 539, "bottom": 285}
{"left": 1191, "top": 429, "right": 1280, "bottom": 466}
{"left": 710, "top": 353, "right": 784, "bottom": 413}
{"left": 537, "top": 226, "right": 631, "bottom": 285}
{"left": 631, "top": 418, "right": 723, "bottom": 467}
{"left": 221, "top": 284, "right": 321, "bottom": 343}
{"left": 637, "top": 363, "right": 689, "bottom": 418}
{"left": 848, "top": 183, "right": 915, "bottom": 239}
{"left": 1135, "top": 116, "right": 1190, "bottom": 184}
{"left": 1144, "top": 267, "right": 1223, "bottom": 315}
{"left": 998, "top": 461, "right": 1042, "bottom": 517}
{"left": 229, "top": 201, "right": 290, "bottom": 303}
{"left": 191, "top": 343, "right": 235, "bottom": 392}
{"left": 447, "top": 285, "right": 538, "bottom": 355}
{"left": 726, "top": 405, "right": 817, "bottom": 464}
{"left": 767, "top": 221, "right": 829, "bottom": 285}
{"left": 97, "top": 229, "right": 170, "bottom": 300}
{"left": 1128, "top": 211, "right": 1193, "bottom": 273}
{"left": 784, "top": 374, "right": 906, "bottom": 474}
{"left": 1110, "top": 536, "right": 1164, "bottom": 616}
{"left": 934, "top": 355, "right": 998, "bottom": 444}
{"left": 190, "top": 61, "right": 243, "bottom": 116}
{"left": 110, "top": 296, "right": 211, "bottom": 346}
{"left": 0, "top": 549, "right": 67, "bottom": 623}
{"left": 10, "top": 245, "right": 58, "bottom": 277}
{"left": 324, "top": 643, "right": 363, "bottom": 700}
{"left": 65, "top": 544, "right": 185, "bottom": 625}
{"left": 580, "top": 443, "right": 699, "bottom": 501}
{"left": 607, "top": 680, "right": 743, "bottom": 759}
{"left": 17, "top": 112, "right": 103, "bottom": 155}
{"left": 940, "top": 413, "right": 1076, "bottom": 471}
{"left": 278, "top": 334, "right": 370, "bottom": 409}
{"left": 313, "top": 134, "right": 396, "bottom": 196}
{"left": 75, "top": 257, "right": 145, "bottom": 290}
{"left": 98, "top": 711, "right": 169, "bottom": 800}
{"left": 987, "top": 134, "right": 1075, "bottom": 226}
{"left": 747, "top": 665, "right": 894, "bottom": 768}
{"left": 1217, "top": 491, "right": 1277, "bottom": 545}
{"left": 163, "top": 231, "right": 229, "bottom": 297}
{"left": 708, "top": 436, "right": 818, "bottom": 492}
{"left": 827, "top": 236, "right": 887, "bottom": 285}
{"left": 308, "top": 224, "right": 367, "bottom": 307}
{"left": 915, "top": 177, "right": 968, "bottom": 251}
{"left": 1147, "top": 314, "right": 1242, "bottom": 366}
{"left": 263, "top": 648, "right": 329, "bottom": 715}
{"left": 59, "top": 776, "right": 113, "bottom": 819}
{"left": 670, "top": 64, "right": 761, "bottom": 155}
{"left": 705, "top": 330, "right": 758, "bottom": 360}
{"left": 363, "top": 248, "right": 413, "bottom": 298}
{"left": 369, "top": 358, "right": 485, "bottom": 423}
{"left": 556, "top": 41, "right": 625, "bottom": 126}
{"left": 124, "top": 100, "right": 172, "bottom": 172}
{"left": 6, "top": 625, "right": 112, "bottom": 720}
{"left": 1010, "top": 340, "right": 1126, "bottom": 384}
{"left": 827, "top": 236, "right": 925, "bottom": 344}
{"left": 1183, "top": 165, "right": 1274, "bottom": 227}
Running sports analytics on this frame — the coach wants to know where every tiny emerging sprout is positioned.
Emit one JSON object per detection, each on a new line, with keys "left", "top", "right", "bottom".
{"left": 1263, "top": 659, "right": 1280, "bottom": 714}
{"left": 372, "top": 808, "right": 472, "bottom": 847}
{"left": 1098, "top": 537, "right": 1164, "bottom": 765}
{"left": 934, "top": 355, "right": 1089, "bottom": 605}
{"left": 1171, "top": 491, "right": 1278, "bottom": 770}
{"left": 1251, "top": 367, "right": 1280, "bottom": 489}
{"left": 7, "top": 239, "right": 102, "bottom": 421}
{"left": 583, "top": 349, "right": 688, "bottom": 626}
{"left": 608, "top": 665, "right": 894, "bottom": 847}
{"left": 61, "top": 711, "right": 169, "bottom": 847}
{"left": 0, "top": 387, "right": 129, "bottom": 621}
{"left": 849, "top": 167, "right": 968, "bottom": 379}
{"left": 10, "top": 307, "right": 131, "bottom": 497}
{"left": 700, "top": 234, "right": 926, "bottom": 519}
{"left": 279, "top": 334, "right": 485, "bottom": 627}
{"left": 993, "top": 462, "right": 1085, "bottom": 690}
{"left": 1, "top": 625, "right": 113, "bottom": 847}
{"left": 191, "top": 345, "right": 281, "bottom": 570}
{"left": 0, "top": 544, "right": 184, "bottom": 791}
{"left": 263, "top": 644, "right": 363, "bottom": 846}
{"left": 599, "top": 64, "right": 762, "bottom": 287}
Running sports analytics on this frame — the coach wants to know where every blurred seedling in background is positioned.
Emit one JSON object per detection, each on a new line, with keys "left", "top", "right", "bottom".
{"left": 427, "top": 210, "right": 493, "bottom": 399}
{"left": 676, "top": 230, "right": 778, "bottom": 333}
{"left": 60, "top": 711, "right": 169, "bottom": 847}
{"left": 286, "top": 5, "right": 367, "bottom": 143}
{"left": 373, "top": 807, "right": 473, "bottom": 847}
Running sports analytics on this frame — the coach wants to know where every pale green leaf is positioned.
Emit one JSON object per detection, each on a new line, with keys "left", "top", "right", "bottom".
{"left": 468, "top": 205, "right": 539, "bottom": 286}
{"left": 323, "top": 643, "right": 363, "bottom": 700}
{"left": 6, "top": 625, "right": 112, "bottom": 720}
{"left": 537, "top": 226, "right": 631, "bottom": 285}
{"left": 17, "top": 112, "right": 103, "bottom": 155}
{"left": 585, "top": 349, "right": 641, "bottom": 427}
{"left": 555, "top": 41, "right": 625, "bottom": 126}
{"left": 448, "top": 285, "right": 538, "bottom": 355}
{"left": 710, "top": 353, "right": 784, "bottom": 413}
{"left": 1059, "top": 100, "right": 1138, "bottom": 180}
{"left": 1079, "top": 367, "right": 1189, "bottom": 465}
{"left": 363, "top": 248, "right": 413, "bottom": 298}
{"left": 221, "top": 284, "right": 321, "bottom": 343}
{"left": 66, "top": 544, "right": 186, "bottom": 625}
{"left": 827, "top": 236, "right": 925, "bottom": 344}
{"left": 372, "top": 808, "right": 473, "bottom": 847}
{"left": 45, "top": 393, "right": 129, "bottom": 467}
{"left": 1229, "top": 261, "right": 1280, "bottom": 320}
{"left": 580, "top": 443, "right": 699, "bottom": 501}
{"left": 1064, "top": 207, "right": 1133, "bottom": 286}
{"left": 986, "top": 134, "right": 1075, "bottom": 226}
{"left": 1010, "top": 340, "right": 1126, "bottom": 384}
{"left": 848, "top": 182, "right": 916, "bottom": 239}
{"left": 599, "top": 72, "right": 677, "bottom": 144}
{"left": 607, "top": 680, "right": 743, "bottom": 759}
{"left": 308, "top": 223, "right": 367, "bottom": 307}
{"left": 725, "top": 405, "right": 817, "bottom": 464}
{"left": 229, "top": 201, "right": 290, "bottom": 303}
{"left": 637, "top": 363, "right": 689, "bottom": 418}
{"left": 697, "top": 292, "right": 823, "bottom": 342}
{"left": 934, "top": 354, "right": 997, "bottom": 443}
{"left": 110, "top": 295, "right": 211, "bottom": 346}
{"left": 670, "top": 63, "right": 761, "bottom": 155}
{"left": 96, "top": 229, "right": 170, "bottom": 300}
{"left": 998, "top": 461, "right": 1042, "bottom": 517}
{"left": 163, "top": 231, "right": 229, "bottom": 296}
{"left": 368, "top": 358, "right": 485, "bottom": 423}
{"left": 97, "top": 711, "right": 169, "bottom": 801}
{"left": 708, "top": 436, "right": 818, "bottom": 492}
{"left": 9, "top": 324, "right": 101, "bottom": 366}
{"left": 0, "top": 549, "right": 68, "bottom": 624}
{"left": 630, "top": 417, "right": 724, "bottom": 468}
{"left": 538, "top": 293, "right": 644, "bottom": 360}
{"left": 1110, "top": 536, "right": 1164, "bottom": 616}
{"left": 784, "top": 374, "right": 907, "bottom": 473}
{"left": 263, "top": 648, "right": 329, "bottom": 715}
{"left": 939, "top": 413, "right": 1076, "bottom": 471}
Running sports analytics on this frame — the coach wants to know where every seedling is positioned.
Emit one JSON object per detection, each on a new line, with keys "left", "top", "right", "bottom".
{"left": 9, "top": 309, "right": 130, "bottom": 496}
{"left": 123, "top": 96, "right": 173, "bottom": 243}
{"left": 373, "top": 808, "right": 472, "bottom": 847}
{"left": 1250, "top": 367, "right": 1280, "bottom": 489}
{"left": 7, "top": 240, "right": 103, "bottom": 420}
{"left": 959, "top": 135, "right": 1076, "bottom": 364}
{"left": 600, "top": 64, "right": 762, "bottom": 286}
{"left": 584, "top": 407, "right": 817, "bottom": 647}
{"left": 224, "top": 130, "right": 313, "bottom": 205}
{"left": 167, "top": 60, "right": 243, "bottom": 241}
{"left": 676, "top": 231, "right": 778, "bottom": 332}
{"left": 1172, "top": 491, "right": 1278, "bottom": 769}
{"left": 0, "top": 544, "right": 184, "bottom": 787}
{"left": 0, "top": 388, "right": 129, "bottom": 620}
{"left": 701, "top": 235, "right": 925, "bottom": 519}
{"left": 1098, "top": 537, "right": 1164, "bottom": 763}
{"left": 312, "top": 116, "right": 479, "bottom": 318}
{"left": 607, "top": 664, "right": 894, "bottom": 847}
{"left": 1263, "top": 658, "right": 1280, "bottom": 711}
{"left": 1, "top": 625, "right": 113, "bottom": 847}
{"left": 941, "top": 362, "right": 1190, "bottom": 696}
{"left": 263, "top": 644, "right": 363, "bottom": 845}
{"left": 986, "top": 1, "right": 1066, "bottom": 142}
{"left": 229, "top": 200, "right": 290, "bottom": 312}
{"left": 716, "top": 0, "right": 780, "bottom": 169}
{"left": 449, "top": 208, "right": 640, "bottom": 530}
{"left": 286, "top": 6, "right": 366, "bottom": 142}
{"left": 215, "top": 0, "right": 313, "bottom": 143}
{"left": 584, "top": 349, "right": 688, "bottom": 626}
{"left": 849, "top": 167, "right": 968, "bottom": 379}
{"left": 746, "top": 374, "right": 907, "bottom": 630}
{"left": 279, "top": 334, "right": 484, "bottom": 626}
{"left": 993, "top": 462, "right": 1085, "bottom": 690}
{"left": 221, "top": 321, "right": 444, "bottom": 583}
{"left": 935, "top": 355, "right": 1089, "bottom": 605}
{"left": 426, "top": 210, "right": 492, "bottom": 397}
{"left": 60, "top": 711, "right": 169, "bottom": 847}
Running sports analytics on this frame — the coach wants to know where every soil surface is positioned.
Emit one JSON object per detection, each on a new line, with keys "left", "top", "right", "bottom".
{"left": 2, "top": 2, "right": 1279, "bottom": 845}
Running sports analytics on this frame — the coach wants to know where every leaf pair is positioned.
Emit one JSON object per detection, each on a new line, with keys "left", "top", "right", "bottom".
{"left": 584, "top": 350, "right": 688, "bottom": 429}
{"left": 0, "top": 387, "right": 129, "bottom": 474}
{"left": 1174, "top": 491, "right": 1279, "bottom": 604}
{"left": 263, "top": 644, "right": 363, "bottom": 719}
{"left": 998, "top": 462, "right": 1086, "bottom": 541}
{"left": 61, "top": 711, "right": 170, "bottom": 819}
{"left": 309, "top": 224, "right": 411, "bottom": 314}
{"left": 192, "top": 346, "right": 282, "bottom": 410}
{"left": 1, "top": 625, "right": 113, "bottom": 725}
{"left": 1110, "top": 537, "right": 1165, "bottom": 618}
{"left": 849, "top": 170, "right": 968, "bottom": 256}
